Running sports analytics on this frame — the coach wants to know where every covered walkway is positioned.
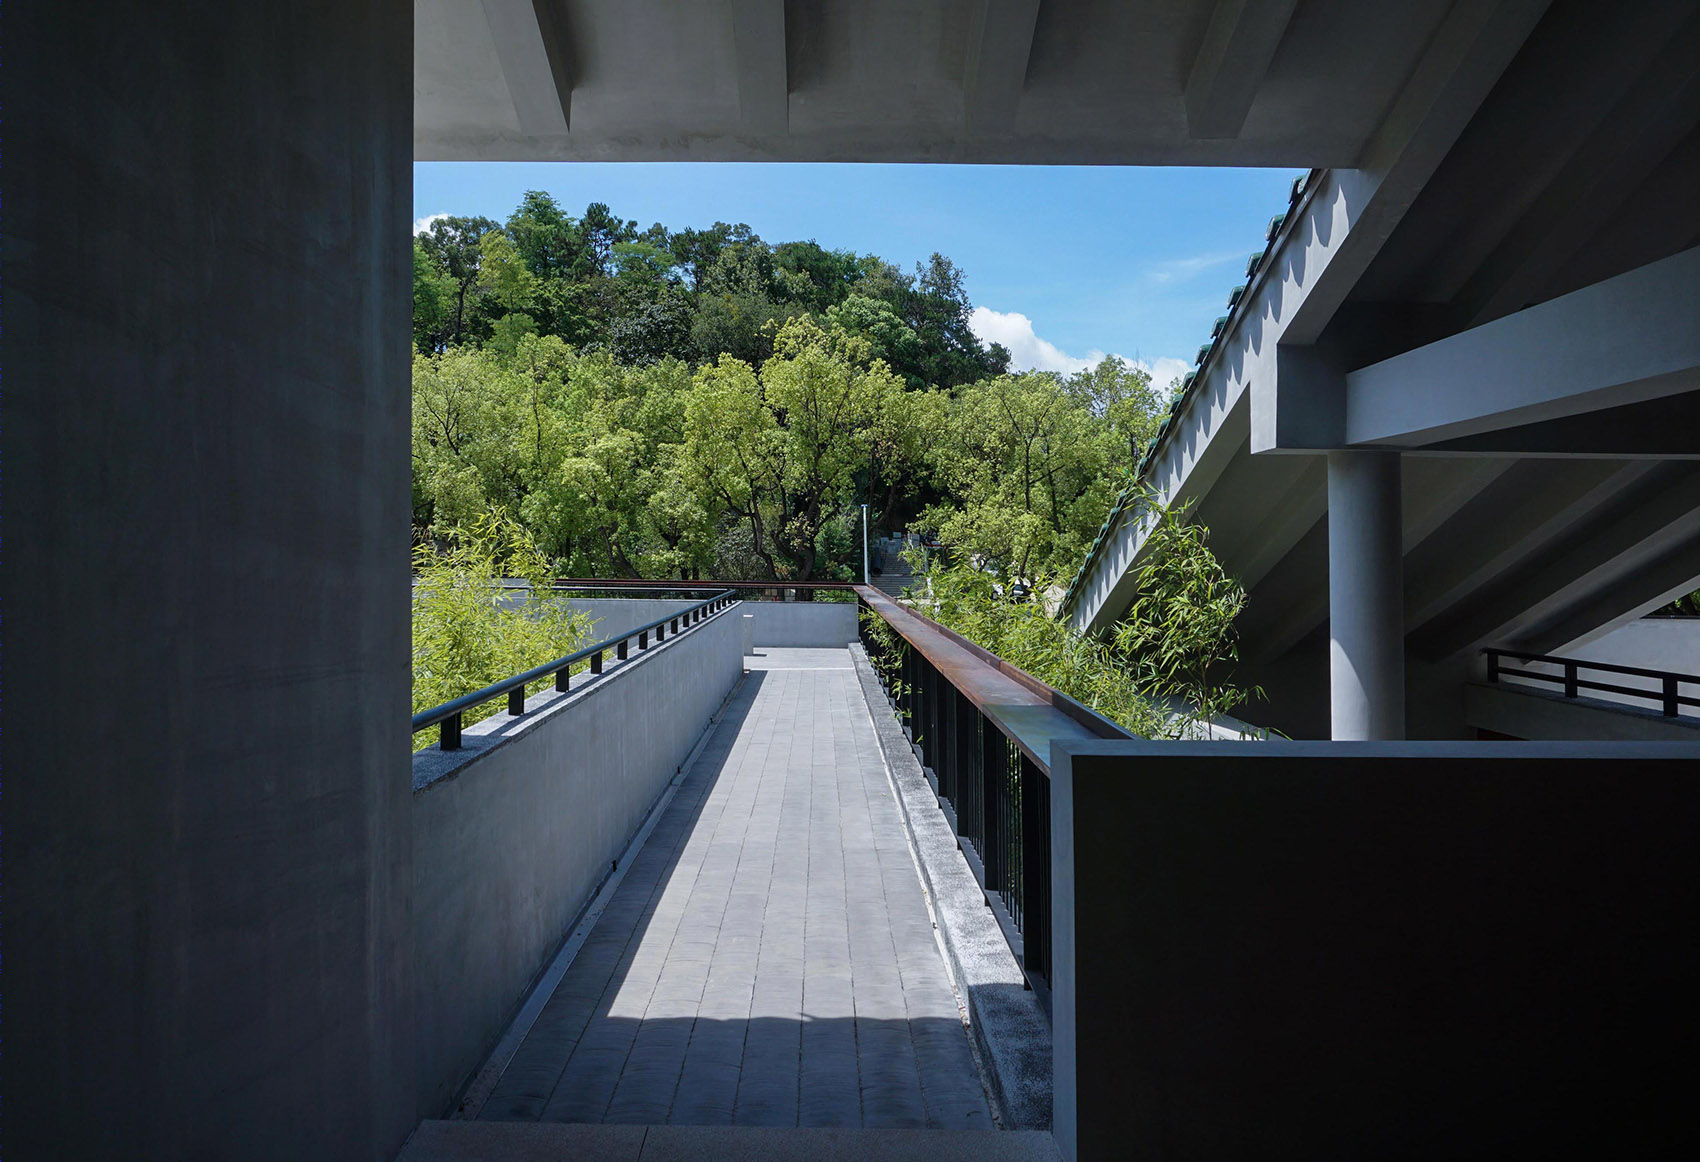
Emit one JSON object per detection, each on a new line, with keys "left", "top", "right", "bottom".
{"left": 476, "top": 647, "right": 993, "bottom": 1130}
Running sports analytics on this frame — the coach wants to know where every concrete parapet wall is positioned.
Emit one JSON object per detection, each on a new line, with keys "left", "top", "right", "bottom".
{"left": 563, "top": 597, "right": 699, "bottom": 643}
{"left": 410, "top": 607, "right": 743, "bottom": 1117}
{"left": 741, "top": 599, "right": 860, "bottom": 646}
{"left": 1464, "top": 680, "right": 1700, "bottom": 740}
{"left": 1050, "top": 740, "right": 1700, "bottom": 1162}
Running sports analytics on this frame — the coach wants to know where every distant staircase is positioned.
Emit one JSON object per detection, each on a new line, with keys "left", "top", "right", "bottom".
{"left": 869, "top": 535, "right": 922, "bottom": 601}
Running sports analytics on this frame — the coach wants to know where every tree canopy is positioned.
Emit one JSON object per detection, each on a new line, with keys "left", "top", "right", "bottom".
{"left": 411, "top": 189, "right": 1182, "bottom": 589}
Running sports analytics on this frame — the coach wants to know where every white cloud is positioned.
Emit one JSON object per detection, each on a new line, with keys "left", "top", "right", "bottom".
{"left": 969, "top": 306, "right": 1189, "bottom": 389}
{"left": 413, "top": 212, "right": 451, "bottom": 236}
{"left": 1145, "top": 250, "right": 1244, "bottom": 284}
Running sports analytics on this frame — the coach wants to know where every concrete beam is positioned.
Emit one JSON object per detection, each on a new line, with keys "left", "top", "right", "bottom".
{"left": 1346, "top": 246, "right": 1700, "bottom": 447}
{"left": 731, "top": 0, "right": 788, "bottom": 136}
{"left": 1279, "top": 0, "right": 1552, "bottom": 347}
{"left": 482, "top": 0, "right": 572, "bottom": 134}
{"left": 1184, "top": 0, "right": 1298, "bottom": 139}
{"left": 1515, "top": 533, "right": 1700, "bottom": 657}
{"left": 1457, "top": 18, "right": 1700, "bottom": 327}
{"left": 963, "top": 0, "right": 1041, "bottom": 135}
{"left": 1402, "top": 460, "right": 1656, "bottom": 634}
{"left": 1410, "top": 462, "right": 1700, "bottom": 661}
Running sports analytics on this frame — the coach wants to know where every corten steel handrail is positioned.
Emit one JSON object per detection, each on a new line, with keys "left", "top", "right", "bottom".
{"left": 855, "top": 584, "right": 1132, "bottom": 1007}
{"left": 1485, "top": 648, "right": 1700, "bottom": 718}
{"left": 412, "top": 589, "right": 738, "bottom": 750}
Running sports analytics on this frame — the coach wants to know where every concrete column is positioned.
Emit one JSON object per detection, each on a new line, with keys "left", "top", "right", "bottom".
{"left": 13, "top": 4, "right": 415, "bottom": 1159}
{"left": 1327, "top": 450, "right": 1405, "bottom": 739}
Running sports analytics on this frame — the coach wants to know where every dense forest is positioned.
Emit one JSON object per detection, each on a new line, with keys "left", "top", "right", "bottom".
{"left": 412, "top": 191, "right": 1174, "bottom": 587}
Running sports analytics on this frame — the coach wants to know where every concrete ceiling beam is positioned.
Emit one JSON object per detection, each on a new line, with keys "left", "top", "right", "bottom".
{"left": 731, "top": 0, "right": 788, "bottom": 136}
{"left": 1280, "top": 0, "right": 1552, "bottom": 347}
{"left": 1518, "top": 533, "right": 1700, "bottom": 657}
{"left": 1457, "top": 19, "right": 1700, "bottom": 327}
{"left": 1345, "top": 246, "right": 1700, "bottom": 447}
{"left": 962, "top": 0, "right": 1041, "bottom": 136}
{"left": 482, "top": 0, "right": 572, "bottom": 134}
{"left": 1408, "top": 461, "right": 1700, "bottom": 661}
{"left": 1184, "top": 0, "right": 1298, "bottom": 139}
{"left": 1402, "top": 460, "right": 1658, "bottom": 634}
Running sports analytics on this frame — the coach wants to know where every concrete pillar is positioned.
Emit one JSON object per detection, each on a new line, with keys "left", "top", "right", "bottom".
{"left": 12, "top": 4, "right": 415, "bottom": 1159}
{"left": 1327, "top": 450, "right": 1405, "bottom": 739}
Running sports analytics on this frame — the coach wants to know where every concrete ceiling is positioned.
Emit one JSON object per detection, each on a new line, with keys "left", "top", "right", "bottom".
{"left": 415, "top": 0, "right": 1456, "bottom": 164}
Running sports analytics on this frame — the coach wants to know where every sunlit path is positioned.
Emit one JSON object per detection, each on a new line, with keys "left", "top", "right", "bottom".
{"left": 480, "top": 647, "right": 992, "bottom": 1130}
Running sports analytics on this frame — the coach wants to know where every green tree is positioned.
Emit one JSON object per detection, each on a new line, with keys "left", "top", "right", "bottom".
{"left": 684, "top": 318, "right": 912, "bottom": 583}
{"left": 925, "top": 371, "right": 1118, "bottom": 584}
{"left": 417, "top": 215, "right": 500, "bottom": 345}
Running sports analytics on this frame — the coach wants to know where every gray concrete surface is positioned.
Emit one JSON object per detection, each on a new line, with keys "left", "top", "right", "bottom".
{"left": 413, "top": 609, "right": 745, "bottom": 1118}
{"left": 415, "top": 0, "right": 1469, "bottom": 167}
{"left": 475, "top": 648, "right": 993, "bottom": 1130}
{"left": 740, "top": 601, "right": 861, "bottom": 647}
{"left": 850, "top": 645, "right": 1054, "bottom": 1131}
{"left": 1050, "top": 739, "right": 1700, "bottom": 1162}
{"left": 1463, "top": 680, "right": 1700, "bottom": 741}
{"left": 400, "top": 1120, "right": 1060, "bottom": 1161}
{"left": 10, "top": 5, "right": 416, "bottom": 1159}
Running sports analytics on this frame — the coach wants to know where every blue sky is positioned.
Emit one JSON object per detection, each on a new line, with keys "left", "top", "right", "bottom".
{"left": 414, "top": 162, "right": 1300, "bottom": 385}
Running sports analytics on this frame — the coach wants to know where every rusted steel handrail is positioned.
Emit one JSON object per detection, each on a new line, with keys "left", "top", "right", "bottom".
{"left": 855, "top": 586, "right": 1130, "bottom": 775}
{"left": 854, "top": 584, "right": 1131, "bottom": 1009}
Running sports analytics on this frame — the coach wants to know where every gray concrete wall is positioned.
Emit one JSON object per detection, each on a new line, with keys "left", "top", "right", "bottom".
{"left": 743, "top": 600, "right": 860, "bottom": 647}
{"left": 10, "top": 4, "right": 416, "bottom": 1160}
{"left": 411, "top": 608, "right": 744, "bottom": 1116}
{"left": 1051, "top": 740, "right": 1700, "bottom": 1162}
{"left": 564, "top": 598, "right": 700, "bottom": 643}
{"left": 1463, "top": 681, "right": 1700, "bottom": 741}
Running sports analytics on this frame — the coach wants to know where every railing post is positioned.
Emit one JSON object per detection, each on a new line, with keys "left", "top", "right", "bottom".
{"left": 509, "top": 687, "right": 526, "bottom": 715}
{"left": 639, "top": 629, "right": 649, "bottom": 649}
{"left": 617, "top": 639, "right": 628, "bottom": 660}
{"left": 556, "top": 667, "right": 569, "bottom": 693}
{"left": 672, "top": 617, "right": 679, "bottom": 633}
{"left": 980, "top": 714, "right": 1002, "bottom": 888}
{"left": 952, "top": 689, "right": 979, "bottom": 842}
{"left": 1564, "top": 661, "right": 1578, "bottom": 699}
{"left": 1019, "top": 751, "right": 1049, "bottom": 985}
{"left": 440, "top": 712, "right": 462, "bottom": 751}
{"left": 1664, "top": 675, "right": 1679, "bottom": 717}
{"left": 591, "top": 649, "right": 603, "bottom": 674}
{"left": 656, "top": 621, "right": 665, "bottom": 641}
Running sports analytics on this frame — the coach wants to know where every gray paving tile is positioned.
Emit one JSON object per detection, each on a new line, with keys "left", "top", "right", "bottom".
{"left": 478, "top": 650, "right": 992, "bottom": 1131}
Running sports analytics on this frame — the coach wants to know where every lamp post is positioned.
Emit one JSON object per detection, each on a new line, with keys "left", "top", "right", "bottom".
{"left": 861, "top": 503, "right": 870, "bottom": 585}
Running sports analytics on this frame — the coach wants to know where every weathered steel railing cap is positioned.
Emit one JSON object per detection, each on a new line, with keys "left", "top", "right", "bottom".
{"left": 856, "top": 586, "right": 1129, "bottom": 774}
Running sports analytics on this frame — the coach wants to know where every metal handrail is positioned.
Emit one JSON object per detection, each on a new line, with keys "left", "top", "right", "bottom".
{"left": 855, "top": 584, "right": 1130, "bottom": 1008}
{"left": 545, "top": 577, "right": 856, "bottom": 591}
{"left": 413, "top": 589, "right": 738, "bottom": 749}
{"left": 1485, "top": 648, "right": 1699, "bottom": 718}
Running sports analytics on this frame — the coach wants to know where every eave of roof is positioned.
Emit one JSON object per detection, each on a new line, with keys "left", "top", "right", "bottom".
{"left": 1059, "top": 168, "right": 1322, "bottom": 619}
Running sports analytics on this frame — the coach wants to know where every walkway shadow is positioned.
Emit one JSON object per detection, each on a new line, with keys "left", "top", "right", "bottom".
{"left": 479, "top": 667, "right": 993, "bottom": 1131}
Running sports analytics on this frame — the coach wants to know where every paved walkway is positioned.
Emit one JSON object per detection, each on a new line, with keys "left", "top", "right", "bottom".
{"left": 479, "top": 647, "right": 992, "bottom": 1131}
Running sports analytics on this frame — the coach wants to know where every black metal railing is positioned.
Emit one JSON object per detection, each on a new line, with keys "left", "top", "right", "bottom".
{"left": 412, "top": 589, "right": 738, "bottom": 750}
{"left": 1485, "top": 648, "right": 1700, "bottom": 718}
{"left": 545, "top": 578, "right": 858, "bottom": 602}
{"left": 858, "top": 588, "right": 1130, "bottom": 1004}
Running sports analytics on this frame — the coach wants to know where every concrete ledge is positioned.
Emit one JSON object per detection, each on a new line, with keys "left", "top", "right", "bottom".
{"left": 851, "top": 644, "right": 1053, "bottom": 1132}
{"left": 399, "top": 1120, "right": 1061, "bottom": 1161}
{"left": 743, "top": 599, "right": 860, "bottom": 646}
{"left": 1465, "top": 679, "right": 1700, "bottom": 740}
